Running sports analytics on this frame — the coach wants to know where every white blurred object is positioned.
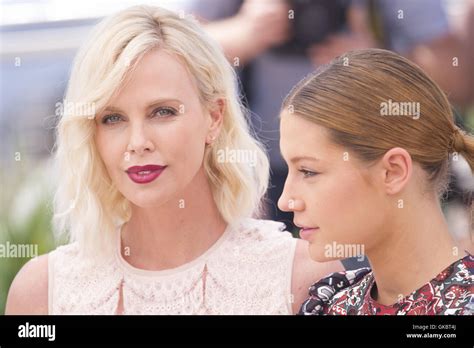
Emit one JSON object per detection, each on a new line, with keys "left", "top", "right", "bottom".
{"left": 452, "top": 154, "right": 474, "bottom": 191}
{"left": 444, "top": 200, "right": 472, "bottom": 245}
{"left": 443, "top": 0, "right": 471, "bottom": 34}
{"left": 8, "top": 159, "right": 54, "bottom": 236}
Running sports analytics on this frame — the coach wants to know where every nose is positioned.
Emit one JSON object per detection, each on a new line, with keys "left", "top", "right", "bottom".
{"left": 126, "top": 121, "right": 154, "bottom": 155}
{"left": 278, "top": 178, "right": 305, "bottom": 212}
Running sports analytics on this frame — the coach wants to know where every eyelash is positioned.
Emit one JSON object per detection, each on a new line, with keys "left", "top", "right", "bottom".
{"left": 153, "top": 107, "right": 177, "bottom": 118}
{"left": 298, "top": 169, "right": 318, "bottom": 178}
{"left": 102, "top": 114, "right": 122, "bottom": 124}
{"left": 101, "top": 107, "right": 178, "bottom": 124}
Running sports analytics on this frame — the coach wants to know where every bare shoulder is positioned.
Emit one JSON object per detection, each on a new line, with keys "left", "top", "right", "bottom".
{"left": 291, "top": 239, "right": 344, "bottom": 314}
{"left": 5, "top": 254, "right": 49, "bottom": 315}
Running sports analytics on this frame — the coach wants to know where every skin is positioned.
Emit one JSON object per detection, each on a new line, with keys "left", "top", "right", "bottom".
{"left": 308, "top": 5, "right": 378, "bottom": 66}
{"left": 279, "top": 111, "right": 465, "bottom": 306}
{"left": 308, "top": 6, "right": 470, "bottom": 108}
{"left": 5, "top": 49, "right": 342, "bottom": 315}
{"left": 94, "top": 49, "right": 227, "bottom": 272}
{"left": 202, "top": 0, "right": 290, "bottom": 65}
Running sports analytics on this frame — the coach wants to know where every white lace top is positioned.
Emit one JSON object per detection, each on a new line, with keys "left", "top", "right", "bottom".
{"left": 48, "top": 218, "right": 297, "bottom": 315}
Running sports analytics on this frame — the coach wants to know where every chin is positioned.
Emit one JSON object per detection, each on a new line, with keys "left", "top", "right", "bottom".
{"left": 130, "top": 199, "right": 163, "bottom": 209}
{"left": 308, "top": 245, "right": 342, "bottom": 263}
{"left": 308, "top": 237, "right": 348, "bottom": 263}
{"left": 123, "top": 189, "right": 170, "bottom": 209}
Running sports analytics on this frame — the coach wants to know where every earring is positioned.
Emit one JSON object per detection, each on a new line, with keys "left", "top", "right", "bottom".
{"left": 207, "top": 135, "right": 216, "bottom": 145}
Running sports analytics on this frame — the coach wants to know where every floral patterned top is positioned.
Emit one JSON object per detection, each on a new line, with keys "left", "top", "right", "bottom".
{"left": 299, "top": 254, "right": 474, "bottom": 315}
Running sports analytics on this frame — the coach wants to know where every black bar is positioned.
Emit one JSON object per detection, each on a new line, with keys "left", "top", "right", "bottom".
{"left": 0, "top": 315, "right": 472, "bottom": 346}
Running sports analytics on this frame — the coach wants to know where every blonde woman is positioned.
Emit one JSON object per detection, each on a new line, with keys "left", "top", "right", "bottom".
{"left": 5, "top": 6, "right": 342, "bottom": 315}
{"left": 279, "top": 49, "right": 473, "bottom": 315}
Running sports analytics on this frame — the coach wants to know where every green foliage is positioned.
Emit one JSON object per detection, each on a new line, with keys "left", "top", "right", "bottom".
{"left": 0, "top": 196, "right": 55, "bottom": 313}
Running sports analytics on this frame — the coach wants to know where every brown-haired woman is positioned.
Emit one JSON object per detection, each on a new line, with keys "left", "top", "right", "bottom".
{"left": 279, "top": 48, "right": 473, "bottom": 315}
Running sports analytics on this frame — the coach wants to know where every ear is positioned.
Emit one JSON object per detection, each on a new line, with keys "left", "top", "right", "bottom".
{"left": 206, "top": 98, "right": 224, "bottom": 143}
{"left": 380, "top": 147, "right": 412, "bottom": 195}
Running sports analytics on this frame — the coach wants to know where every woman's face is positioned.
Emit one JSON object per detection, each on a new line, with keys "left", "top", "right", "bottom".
{"left": 278, "top": 112, "right": 388, "bottom": 262}
{"left": 94, "top": 49, "right": 220, "bottom": 208}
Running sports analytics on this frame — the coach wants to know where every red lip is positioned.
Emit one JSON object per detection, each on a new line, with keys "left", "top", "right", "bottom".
{"left": 126, "top": 164, "right": 167, "bottom": 184}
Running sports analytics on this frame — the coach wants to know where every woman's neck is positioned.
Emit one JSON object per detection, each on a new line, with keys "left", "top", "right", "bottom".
{"left": 367, "top": 200, "right": 464, "bottom": 306}
{"left": 121, "top": 168, "right": 227, "bottom": 271}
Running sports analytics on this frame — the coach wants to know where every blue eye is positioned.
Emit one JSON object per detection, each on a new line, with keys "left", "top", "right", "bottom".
{"left": 102, "top": 114, "right": 122, "bottom": 124}
{"left": 100, "top": 107, "right": 177, "bottom": 125}
{"left": 299, "top": 169, "right": 318, "bottom": 178}
{"left": 152, "top": 107, "right": 177, "bottom": 118}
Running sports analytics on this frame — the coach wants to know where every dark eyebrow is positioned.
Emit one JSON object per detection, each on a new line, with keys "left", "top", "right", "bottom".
{"left": 102, "top": 98, "right": 183, "bottom": 114}
{"left": 290, "top": 156, "right": 319, "bottom": 164}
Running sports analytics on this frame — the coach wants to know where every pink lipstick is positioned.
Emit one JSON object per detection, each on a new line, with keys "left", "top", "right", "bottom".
{"left": 126, "top": 164, "right": 166, "bottom": 184}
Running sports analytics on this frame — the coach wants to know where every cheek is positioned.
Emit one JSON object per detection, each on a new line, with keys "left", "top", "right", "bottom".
{"left": 327, "top": 174, "right": 370, "bottom": 220}
{"left": 164, "top": 118, "right": 206, "bottom": 166}
{"left": 94, "top": 131, "right": 125, "bottom": 175}
{"left": 306, "top": 171, "right": 365, "bottom": 222}
{"left": 307, "top": 170, "right": 381, "bottom": 259}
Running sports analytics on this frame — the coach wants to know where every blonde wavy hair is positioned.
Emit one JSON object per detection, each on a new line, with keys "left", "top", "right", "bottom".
{"left": 53, "top": 5, "right": 270, "bottom": 257}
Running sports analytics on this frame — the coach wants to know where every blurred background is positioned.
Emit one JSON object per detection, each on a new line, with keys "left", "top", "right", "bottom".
{"left": 1, "top": 0, "right": 473, "bottom": 314}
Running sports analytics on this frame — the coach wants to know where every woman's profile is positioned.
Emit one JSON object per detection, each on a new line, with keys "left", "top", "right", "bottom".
{"left": 279, "top": 49, "right": 473, "bottom": 315}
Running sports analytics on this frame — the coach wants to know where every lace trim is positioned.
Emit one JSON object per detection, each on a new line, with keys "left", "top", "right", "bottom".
{"left": 49, "top": 219, "right": 297, "bottom": 314}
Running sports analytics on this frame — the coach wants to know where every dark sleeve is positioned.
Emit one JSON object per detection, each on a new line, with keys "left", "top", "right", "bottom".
{"left": 341, "top": 256, "right": 370, "bottom": 270}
